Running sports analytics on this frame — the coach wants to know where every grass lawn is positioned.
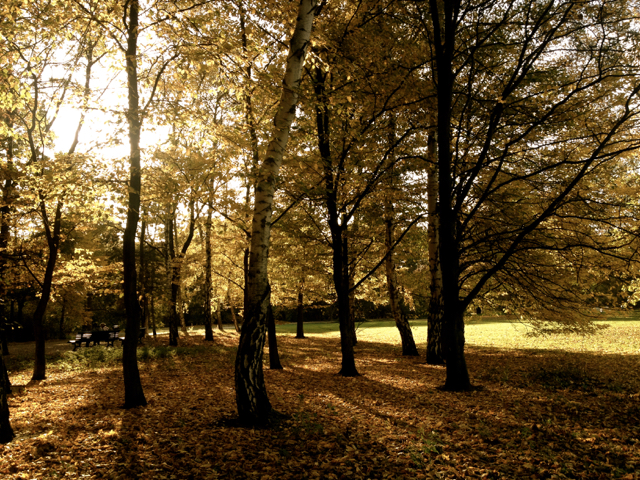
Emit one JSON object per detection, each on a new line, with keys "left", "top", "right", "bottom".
{"left": 277, "top": 315, "right": 640, "bottom": 355}
{"left": 0, "top": 316, "right": 638, "bottom": 479}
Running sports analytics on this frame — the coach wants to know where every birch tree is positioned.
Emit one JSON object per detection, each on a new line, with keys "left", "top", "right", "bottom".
{"left": 234, "top": 0, "right": 321, "bottom": 424}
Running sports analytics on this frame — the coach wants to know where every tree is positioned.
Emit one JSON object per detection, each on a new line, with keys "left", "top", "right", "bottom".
{"left": 300, "top": 0, "right": 426, "bottom": 374}
{"left": 421, "top": 0, "right": 640, "bottom": 390}
{"left": 121, "top": 0, "right": 147, "bottom": 408}
{"left": 2, "top": 1, "right": 104, "bottom": 379}
{"left": 235, "top": 0, "right": 321, "bottom": 424}
{"left": 0, "top": 337, "right": 13, "bottom": 443}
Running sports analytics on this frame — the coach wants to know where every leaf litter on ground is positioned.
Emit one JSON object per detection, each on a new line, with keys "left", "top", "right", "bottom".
{"left": 0, "top": 320, "right": 638, "bottom": 479}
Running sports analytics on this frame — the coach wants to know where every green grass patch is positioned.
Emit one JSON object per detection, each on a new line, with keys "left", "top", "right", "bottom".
{"left": 5, "top": 342, "right": 232, "bottom": 373}
{"left": 277, "top": 316, "right": 640, "bottom": 356}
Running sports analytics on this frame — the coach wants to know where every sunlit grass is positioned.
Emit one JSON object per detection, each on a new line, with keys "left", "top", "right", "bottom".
{"left": 277, "top": 315, "right": 640, "bottom": 355}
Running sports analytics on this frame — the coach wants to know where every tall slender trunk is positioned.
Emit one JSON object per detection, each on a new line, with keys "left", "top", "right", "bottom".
{"left": 266, "top": 294, "right": 282, "bottom": 370}
{"left": 235, "top": 0, "right": 319, "bottom": 424}
{"left": 169, "top": 262, "right": 180, "bottom": 346}
{"left": 203, "top": 207, "right": 214, "bottom": 341}
{"left": 58, "top": 297, "right": 66, "bottom": 340}
{"left": 1, "top": 318, "right": 8, "bottom": 355}
{"left": 0, "top": 114, "right": 15, "bottom": 359}
{"left": 216, "top": 298, "right": 223, "bottom": 331}
{"left": 1, "top": 350, "right": 9, "bottom": 395}
{"left": 166, "top": 212, "right": 179, "bottom": 345}
{"left": 168, "top": 200, "right": 196, "bottom": 345}
{"left": 122, "top": 0, "right": 147, "bottom": 407}
{"left": 426, "top": 129, "right": 445, "bottom": 365}
{"left": 239, "top": 2, "right": 259, "bottom": 329}
{"left": 30, "top": 39, "right": 96, "bottom": 380}
{"left": 226, "top": 282, "right": 237, "bottom": 332}
{"left": 179, "top": 284, "right": 188, "bottom": 334}
{"left": 31, "top": 201, "right": 62, "bottom": 381}
{"left": 429, "top": 0, "right": 471, "bottom": 390}
{"left": 140, "top": 215, "right": 148, "bottom": 337}
{"left": 295, "top": 279, "right": 305, "bottom": 339}
{"left": 345, "top": 237, "right": 357, "bottom": 346}
{"left": 313, "top": 65, "right": 358, "bottom": 376}
{"left": 150, "top": 291, "right": 157, "bottom": 337}
{"left": 384, "top": 214, "right": 419, "bottom": 356}
{"left": 0, "top": 343, "right": 13, "bottom": 443}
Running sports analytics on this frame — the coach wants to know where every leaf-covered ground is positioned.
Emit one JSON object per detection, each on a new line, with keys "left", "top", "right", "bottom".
{"left": 1, "top": 321, "right": 639, "bottom": 479}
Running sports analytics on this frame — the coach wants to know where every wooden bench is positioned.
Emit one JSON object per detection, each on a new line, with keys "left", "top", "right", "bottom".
{"left": 68, "top": 333, "right": 92, "bottom": 351}
{"left": 68, "top": 326, "right": 121, "bottom": 350}
{"left": 89, "top": 330, "right": 118, "bottom": 347}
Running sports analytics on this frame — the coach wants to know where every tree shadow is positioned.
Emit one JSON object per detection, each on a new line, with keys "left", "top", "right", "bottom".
{"left": 2, "top": 333, "right": 638, "bottom": 479}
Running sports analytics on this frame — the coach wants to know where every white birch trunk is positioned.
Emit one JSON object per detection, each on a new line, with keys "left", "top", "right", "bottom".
{"left": 235, "top": 0, "right": 320, "bottom": 424}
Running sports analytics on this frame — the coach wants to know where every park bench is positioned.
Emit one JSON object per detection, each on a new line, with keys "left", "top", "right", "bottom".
{"left": 68, "top": 326, "right": 121, "bottom": 350}
{"left": 68, "top": 333, "right": 92, "bottom": 351}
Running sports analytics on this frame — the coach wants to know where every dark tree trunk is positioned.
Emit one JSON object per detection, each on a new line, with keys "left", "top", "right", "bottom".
{"left": 169, "top": 271, "right": 180, "bottom": 346}
{"left": 384, "top": 216, "right": 419, "bottom": 356}
{"left": 1, "top": 114, "right": 15, "bottom": 356}
{"left": 266, "top": 299, "right": 282, "bottom": 370}
{"left": 430, "top": 0, "right": 471, "bottom": 390}
{"left": 426, "top": 129, "right": 445, "bottom": 365}
{"left": 314, "top": 66, "right": 358, "bottom": 376}
{"left": 426, "top": 294, "right": 445, "bottom": 365}
{"left": 1, "top": 324, "right": 8, "bottom": 356}
{"left": 203, "top": 208, "right": 214, "bottom": 341}
{"left": 166, "top": 213, "right": 179, "bottom": 346}
{"left": 168, "top": 200, "right": 196, "bottom": 346}
{"left": 230, "top": 307, "right": 239, "bottom": 332}
{"left": 150, "top": 292, "right": 157, "bottom": 337}
{"left": 1, "top": 354, "right": 10, "bottom": 395}
{"left": 31, "top": 201, "right": 62, "bottom": 381}
{"left": 122, "top": 0, "right": 147, "bottom": 408}
{"left": 295, "top": 283, "right": 305, "bottom": 339}
{"left": 242, "top": 247, "right": 249, "bottom": 326}
{"left": 58, "top": 298, "right": 66, "bottom": 340}
{"left": 0, "top": 344, "right": 13, "bottom": 443}
{"left": 139, "top": 216, "right": 148, "bottom": 338}
{"left": 345, "top": 240, "right": 357, "bottom": 347}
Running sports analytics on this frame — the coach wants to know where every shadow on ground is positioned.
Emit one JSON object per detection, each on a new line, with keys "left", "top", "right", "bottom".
{"left": 0, "top": 332, "right": 638, "bottom": 479}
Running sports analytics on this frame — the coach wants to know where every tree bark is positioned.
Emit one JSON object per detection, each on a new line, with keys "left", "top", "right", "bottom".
{"left": 122, "top": 0, "right": 147, "bottom": 408}
{"left": 266, "top": 297, "right": 282, "bottom": 370}
{"left": 425, "top": 129, "right": 445, "bottom": 365}
{"left": 345, "top": 237, "right": 357, "bottom": 347}
{"left": 235, "top": 0, "right": 319, "bottom": 424}
{"left": 166, "top": 213, "right": 179, "bottom": 346}
{"left": 168, "top": 199, "right": 196, "bottom": 345}
{"left": 429, "top": 0, "right": 471, "bottom": 390}
{"left": 139, "top": 215, "right": 148, "bottom": 338}
{"left": 227, "top": 284, "right": 237, "bottom": 332}
{"left": 0, "top": 113, "right": 15, "bottom": 359}
{"left": 58, "top": 297, "right": 66, "bottom": 340}
{"left": 295, "top": 280, "right": 305, "bottom": 339}
{"left": 203, "top": 207, "right": 214, "bottom": 341}
{"left": 0, "top": 343, "right": 13, "bottom": 444}
{"left": 384, "top": 214, "right": 419, "bottom": 356}
{"left": 313, "top": 66, "right": 359, "bottom": 376}
{"left": 150, "top": 292, "right": 157, "bottom": 337}
{"left": 31, "top": 201, "right": 62, "bottom": 381}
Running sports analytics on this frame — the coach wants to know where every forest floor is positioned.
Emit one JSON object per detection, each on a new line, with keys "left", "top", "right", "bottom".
{"left": 0, "top": 319, "right": 639, "bottom": 479}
